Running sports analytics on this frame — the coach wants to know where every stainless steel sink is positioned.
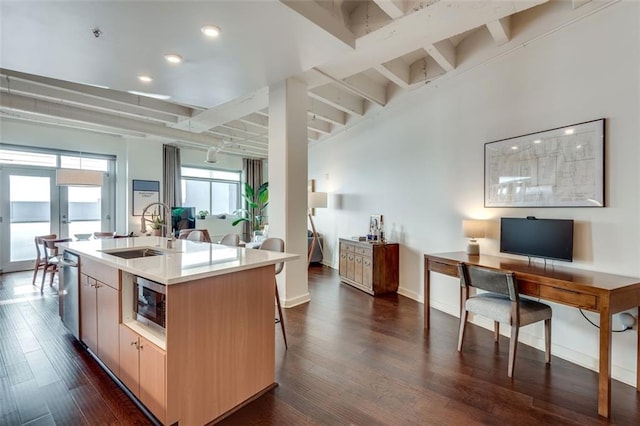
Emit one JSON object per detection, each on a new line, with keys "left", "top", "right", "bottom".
{"left": 100, "top": 247, "right": 167, "bottom": 259}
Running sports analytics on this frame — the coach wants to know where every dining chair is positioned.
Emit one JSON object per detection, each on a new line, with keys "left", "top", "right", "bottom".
{"left": 457, "top": 263, "right": 552, "bottom": 377}
{"left": 258, "top": 237, "right": 287, "bottom": 349}
{"left": 41, "top": 237, "right": 72, "bottom": 293}
{"left": 180, "top": 229, "right": 212, "bottom": 243}
{"left": 32, "top": 234, "right": 57, "bottom": 286}
{"left": 218, "top": 233, "right": 240, "bottom": 247}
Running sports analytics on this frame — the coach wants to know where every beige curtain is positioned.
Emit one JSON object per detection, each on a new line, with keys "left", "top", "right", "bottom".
{"left": 242, "top": 158, "right": 263, "bottom": 241}
{"left": 163, "top": 145, "right": 182, "bottom": 208}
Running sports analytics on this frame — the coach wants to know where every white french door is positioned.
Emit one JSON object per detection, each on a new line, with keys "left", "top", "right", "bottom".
{"left": 0, "top": 166, "right": 113, "bottom": 273}
{"left": 0, "top": 166, "right": 59, "bottom": 272}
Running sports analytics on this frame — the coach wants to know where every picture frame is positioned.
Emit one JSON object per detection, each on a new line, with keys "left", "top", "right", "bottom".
{"left": 484, "top": 118, "right": 605, "bottom": 208}
{"left": 132, "top": 179, "right": 160, "bottom": 216}
{"left": 369, "top": 214, "right": 382, "bottom": 232}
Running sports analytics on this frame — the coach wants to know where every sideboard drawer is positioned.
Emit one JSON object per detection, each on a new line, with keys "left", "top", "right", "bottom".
{"left": 355, "top": 246, "right": 372, "bottom": 256}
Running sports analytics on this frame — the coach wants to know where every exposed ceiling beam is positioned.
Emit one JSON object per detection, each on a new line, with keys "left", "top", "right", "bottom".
{"left": 238, "top": 113, "right": 269, "bottom": 129}
{"left": 220, "top": 120, "right": 268, "bottom": 137}
{"left": 0, "top": 110, "right": 147, "bottom": 138}
{"left": 313, "top": 68, "right": 386, "bottom": 107}
{"left": 409, "top": 56, "right": 446, "bottom": 87}
{"left": 279, "top": 0, "right": 356, "bottom": 48}
{"left": 319, "top": 0, "right": 547, "bottom": 79}
{"left": 309, "top": 84, "right": 365, "bottom": 116}
{"left": 425, "top": 39, "right": 456, "bottom": 72}
{"left": 307, "top": 116, "right": 332, "bottom": 135}
{"left": 486, "top": 16, "right": 511, "bottom": 45}
{"left": 207, "top": 126, "right": 268, "bottom": 145}
{"left": 376, "top": 59, "right": 410, "bottom": 89}
{"left": 308, "top": 129, "right": 320, "bottom": 141}
{"left": 0, "top": 75, "right": 180, "bottom": 124}
{"left": 373, "top": 0, "right": 406, "bottom": 19}
{"left": 172, "top": 87, "right": 269, "bottom": 133}
{"left": 308, "top": 98, "right": 346, "bottom": 126}
{"left": 573, "top": 0, "right": 591, "bottom": 9}
{"left": 0, "top": 68, "right": 195, "bottom": 118}
{"left": 0, "top": 91, "right": 223, "bottom": 147}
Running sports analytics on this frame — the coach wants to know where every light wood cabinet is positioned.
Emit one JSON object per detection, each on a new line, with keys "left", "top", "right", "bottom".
{"left": 80, "top": 258, "right": 120, "bottom": 375}
{"left": 339, "top": 238, "right": 399, "bottom": 296}
{"left": 119, "top": 324, "right": 166, "bottom": 424}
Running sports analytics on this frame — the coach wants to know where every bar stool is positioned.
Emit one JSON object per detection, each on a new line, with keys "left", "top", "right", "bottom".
{"left": 258, "top": 238, "right": 287, "bottom": 349}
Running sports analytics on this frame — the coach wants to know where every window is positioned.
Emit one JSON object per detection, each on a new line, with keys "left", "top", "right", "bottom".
{"left": 181, "top": 167, "right": 241, "bottom": 215}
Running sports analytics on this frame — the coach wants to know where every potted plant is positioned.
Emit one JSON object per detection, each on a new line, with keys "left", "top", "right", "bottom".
{"left": 233, "top": 182, "right": 268, "bottom": 240}
{"left": 197, "top": 210, "right": 209, "bottom": 219}
{"left": 150, "top": 215, "right": 164, "bottom": 236}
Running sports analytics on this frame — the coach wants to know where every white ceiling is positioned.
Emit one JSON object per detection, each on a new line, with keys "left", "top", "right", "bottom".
{"left": 0, "top": 0, "right": 606, "bottom": 159}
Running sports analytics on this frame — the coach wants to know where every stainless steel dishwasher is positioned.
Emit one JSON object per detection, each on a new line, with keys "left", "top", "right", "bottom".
{"left": 59, "top": 250, "right": 80, "bottom": 339}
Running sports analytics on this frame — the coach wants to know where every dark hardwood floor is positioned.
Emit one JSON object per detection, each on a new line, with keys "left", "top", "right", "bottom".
{"left": 1, "top": 266, "right": 639, "bottom": 425}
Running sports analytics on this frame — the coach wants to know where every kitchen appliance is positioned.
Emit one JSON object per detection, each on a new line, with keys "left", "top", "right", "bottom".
{"left": 134, "top": 276, "right": 166, "bottom": 333}
{"left": 59, "top": 250, "right": 80, "bottom": 339}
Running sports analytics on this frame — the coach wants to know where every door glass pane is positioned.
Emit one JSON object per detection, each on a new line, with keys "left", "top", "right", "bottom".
{"left": 68, "top": 186, "right": 102, "bottom": 236}
{"left": 10, "top": 175, "right": 51, "bottom": 262}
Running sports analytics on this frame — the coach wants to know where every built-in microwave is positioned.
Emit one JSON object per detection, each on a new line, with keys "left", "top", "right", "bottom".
{"left": 134, "top": 276, "right": 166, "bottom": 333}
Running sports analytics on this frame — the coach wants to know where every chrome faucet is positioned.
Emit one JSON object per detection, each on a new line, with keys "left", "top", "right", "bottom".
{"left": 140, "top": 202, "right": 173, "bottom": 238}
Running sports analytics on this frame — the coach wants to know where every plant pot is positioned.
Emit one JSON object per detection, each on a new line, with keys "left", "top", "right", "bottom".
{"left": 150, "top": 229, "right": 162, "bottom": 236}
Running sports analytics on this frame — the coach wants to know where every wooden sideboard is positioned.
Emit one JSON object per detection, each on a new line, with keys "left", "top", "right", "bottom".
{"left": 339, "top": 238, "right": 399, "bottom": 295}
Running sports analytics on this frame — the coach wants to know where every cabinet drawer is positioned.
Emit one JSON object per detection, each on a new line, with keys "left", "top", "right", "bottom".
{"left": 341, "top": 243, "right": 355, "bottom": 252}
{"left": 355, "top": 246, "right": 372, "bottom": 256}
{"left": 539, "top": 285, "right": 597, "bottom": 310}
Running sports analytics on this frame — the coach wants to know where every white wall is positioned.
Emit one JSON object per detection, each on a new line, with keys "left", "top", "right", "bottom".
{"left": 309, "top": 2, "right": 640, "bottom": 385}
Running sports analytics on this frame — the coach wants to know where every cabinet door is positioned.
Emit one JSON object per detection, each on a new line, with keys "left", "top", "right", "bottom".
{"left": 97, "top": 282, "right": 120, "bottom": 375}
{"left": 118, "top": 325, "right": 140, "bottom": 396}
{"left": 362, "top": 257, "right": 373, "bottom": 290}
{"left": 346, "top": 253, "right": 355, "bottom": 280}
{"left": 139, "top": 337, "right": 166, "bottom": 423}
{"left": 354, "top": 255, "right": 363, "bottom": 284}
{"left": 80, "top": 274, "right": 98, "bottom": 353}
{"left": 339, "top": 250, "right": 347, "bottom": 277}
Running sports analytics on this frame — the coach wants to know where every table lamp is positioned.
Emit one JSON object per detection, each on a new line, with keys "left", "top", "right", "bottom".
{"left": 463, "top": 219, "right": 486, "bottom": 255}
{"left": 308, "top": 192, "right": 327, "bottom": 266}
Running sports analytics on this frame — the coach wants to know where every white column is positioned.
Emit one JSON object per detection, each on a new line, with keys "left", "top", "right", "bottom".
{"left": 268, "top": 78, "right": 311, "bottom": 307}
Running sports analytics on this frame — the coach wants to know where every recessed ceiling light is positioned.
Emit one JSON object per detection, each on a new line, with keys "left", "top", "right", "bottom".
{"left": 138, "top": 75, "right": 153, "bottom": 83}
{"left": 532, "top": 139, "right": 541, "bottom": 144}
{"left": 201, "top": 25, "right": 221, "bottom": 38}
{"left": 164, "top": 54, "right": 183, "bottom": 64}
{"left": 128, "top": 90, "right": 171, "bottom": 100}
{"left": 565, "top": 128, "right": 575, "bottom": 135}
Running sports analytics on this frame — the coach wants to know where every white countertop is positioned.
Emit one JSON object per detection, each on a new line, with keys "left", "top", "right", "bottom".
{"left": 58, "top": 236, "right": 298, "bottom": 285}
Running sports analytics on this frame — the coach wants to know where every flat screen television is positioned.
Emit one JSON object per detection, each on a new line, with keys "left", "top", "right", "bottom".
{"left": 500, "top": 217, "right": 574, "bottom": 262}
{"left": 171, "top": 207, "right": 195, "bottom": 237}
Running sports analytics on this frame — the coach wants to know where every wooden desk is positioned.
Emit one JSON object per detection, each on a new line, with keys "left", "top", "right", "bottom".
{"left": 423, "top": 252, "right": 640, "bottom": 418}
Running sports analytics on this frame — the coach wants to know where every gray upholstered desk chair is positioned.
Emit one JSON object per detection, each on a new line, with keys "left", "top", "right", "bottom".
{"left": 218, "top": 233, "right": 240, "bottom": 247}
{"left": 258, "top": 237, "right": 287, "bottom": 349}
{"left": 457, "top": 263, "right": 552, "bottom": 377}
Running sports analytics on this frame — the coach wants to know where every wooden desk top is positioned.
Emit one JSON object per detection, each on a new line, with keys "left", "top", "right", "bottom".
{"left": 425, "top": 252, "right": 640, "bottom": 294}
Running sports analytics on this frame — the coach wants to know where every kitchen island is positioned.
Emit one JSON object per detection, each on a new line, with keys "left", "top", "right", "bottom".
{"left": 59, "top": 236, "right": 298, "bottom": 425}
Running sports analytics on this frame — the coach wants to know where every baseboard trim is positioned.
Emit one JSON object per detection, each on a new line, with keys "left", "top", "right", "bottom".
{"left": 284, "top": 292, "right": 311, "bottom": 308}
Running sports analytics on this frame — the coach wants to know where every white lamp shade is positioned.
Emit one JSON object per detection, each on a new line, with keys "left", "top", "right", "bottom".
{"left": 56, "top": 168, "right": 103, "bottom": 186}
{"left": 462, "top": 219, "right": 486, "bottom": 239}
{"left": 308, "top": 192, "right": 327, "bottom": 209}
{"left": 205, "top": 147, "right": 218, "bottom": 163}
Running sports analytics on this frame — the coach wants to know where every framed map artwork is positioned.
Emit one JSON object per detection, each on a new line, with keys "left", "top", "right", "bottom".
{"left": 484, "top": 119, "right": 605, "bottom": 207}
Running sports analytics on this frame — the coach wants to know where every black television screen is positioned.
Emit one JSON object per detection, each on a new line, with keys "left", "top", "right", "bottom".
{"left": 500, "top": 217, "right": 574, "bottom": 262}
{"left": 171, "top": 207, "right": 195, "bottom": 237}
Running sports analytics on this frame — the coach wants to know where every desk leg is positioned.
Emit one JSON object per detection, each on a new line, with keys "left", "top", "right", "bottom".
{"left": 598, "top": 306, "right": 612, "bottom": 418}
{"left": 424, "top": 260, "right": 430, "bottom": 330}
